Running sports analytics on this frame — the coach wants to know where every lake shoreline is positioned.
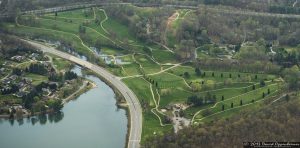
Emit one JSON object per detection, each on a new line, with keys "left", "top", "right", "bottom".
{"left": 0, "top": 79, "right": 96, "bottom": 119}
{"left": 82, "top": 68, "right": 131, "bottom": 148}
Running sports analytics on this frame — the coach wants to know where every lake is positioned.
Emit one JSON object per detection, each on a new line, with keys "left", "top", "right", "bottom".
{"left": 0, "top": 66, "right": 128, "bottom": 148}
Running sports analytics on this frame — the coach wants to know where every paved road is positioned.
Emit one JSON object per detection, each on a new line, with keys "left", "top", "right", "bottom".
{"left": 24, "top": 40, "right": 142, "bottom": 148}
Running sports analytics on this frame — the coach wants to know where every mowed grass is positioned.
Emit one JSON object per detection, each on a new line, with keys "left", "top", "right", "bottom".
{"left": 25, "top": 73, "right": 48, "bottom": 86}
{"left": 152, "top": 50, "right": 177, "bottom": 64}
{"left": 15, "top": 61, "right": 35, "bottom": 69}
{"left": 86, "top": 8, "right": 108, "bottom": 35}
{"left": 123, "top": 77, "right": 172, "bottom": 143}
{"left": 3, "top": 23, "right": 93, "bottom": 57}
{"left": 106, "top": 67, "right": 124, "bottom": 77}
{"left": 123, "top": 77, "right": 154, "bottom": 106}
{"left": 199, "top": 93, "right": 278, "bottom": 123}
{"left": 169, "top": 65, "right": 277, "bottom": 82}
{"left": 142, "top": 111, "right": 173, "bottom": 143}
{"left": 47, "top": 8, "right": 94, "bottom": 19}
{"left": 122, "top": 62, "right": 141, "bottom": 76}
{"left": 102, "top": 9, "right": 136, "bottom": 41}
{"left": 194, "top": 83, "right": 279, "bottom": 120}
{"left": 135, "top": 54, "right": 161, "bottom": 74}
{"left": 101, "top": 47, "right": 126, "bottom": 55}
{"left": 52, "top": 56, "right": 72, "bottom": 71}
{"left": 159, "top": 88, "right": 193, "bottom": 107}
{"left": 118, "top": 54, "right": 133, "bottom": 63}
{"left": 0, "top": 95, "right": 22, "bottom": 105}
{"left": 31, "top": 17, "right": 109, "bottom": 45}
{"left": 149, "top": 72, "right": 189, "bottom": 90}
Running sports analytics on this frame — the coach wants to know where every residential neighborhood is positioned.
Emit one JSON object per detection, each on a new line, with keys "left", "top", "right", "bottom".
{"left": 0, "top": 36, "right": 90, "bottom": 119}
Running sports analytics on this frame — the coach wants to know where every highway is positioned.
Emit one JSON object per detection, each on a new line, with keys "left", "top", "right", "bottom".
{"left": 23, "top": 40, "right": 142, "bottom": 148}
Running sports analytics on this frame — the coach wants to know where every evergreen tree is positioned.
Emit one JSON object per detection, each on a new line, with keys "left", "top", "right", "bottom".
{"left": 184, "top": 72, "right": 190, "bottom": 78}
{"left": 195, "top": 67, "right": 202, "bottom": 76}
{"left": 260, "top": 80, "right": 266, "bottom": 87}
{"left": 64, "top": 71, "right": 78, "bottom": 80}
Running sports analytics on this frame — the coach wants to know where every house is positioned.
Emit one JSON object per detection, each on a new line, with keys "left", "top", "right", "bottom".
{"left": 0, "top": 68, "right": 5, "bottom": 73}
{"left": 48, "top": 82, "right": 58, "bottom": 86}
{"left": 17, "top": 82, "right": 25, "bottom": 88}
{"left": 42, "top": 88, "right": 53, "bottom": 96}
{"left": 29, "top": 53, "right": 39, "bottom": 60}
{"left": 1, "top": 85, "right": 11, "bottom": 92}
{"left": 2, "top": 78, "right": 11, "bottom": 84}
{"left": 11, "top": 56, "right": 25, "bottom": 62}
{"left": 2, "top": 61, "right": 7, "bottom": 66}
{"left": 15, "top": 91, "right": 27, "bottom": 98}
{"left": 22, "top": 78, "right": 32, "bottom": 84}
{"left": 9, "top": 75, "right": 18, "bottom": 81}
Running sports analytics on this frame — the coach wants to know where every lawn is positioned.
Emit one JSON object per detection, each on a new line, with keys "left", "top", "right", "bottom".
{"left": 152, "top": 50, "right": 177, "bottom": 64}
{"left": 142, "top": 111, "right": 173, "bottom": 143}
{"left": 123, "top": 77, "right": 173, "bottom": 143}
{"left": 193, "top": 83, "right": 279, "bottom": 120}
{"left": 135, "top": 54, "right": 161, "bottom": 74}
{"left": 169, "top": 65, "right": 277, "bottom": 82}
{"left": 0, "top": 95, "right": 22, "bottom": 104}
{"left": 47, "top": 8, "right": 95, "bottom": 19}
{"left": 102, "top": 9, "right": 136, "bottom": 42}
{"left": 52, "top": 56, "right": 72, "bottom": 72}
{"left": 3, "top": 23, "right": 93, "bottom": 57}
{"left": 122, "top": 63, "right": 142, "bottom": 76}
{"left": 25, "top": 73, "right": 48, "bottom": 86}
{"left": 123, "top": 77, "right": 154, "bottom": 106}
{"left": 149, "top": 72, "right": 189, "bottom": 90}
{"left": 199, "top": 91, "right": 279, "bottom": 123}
{"left": 100, "top": 47, "right": 126, "bottom": 55}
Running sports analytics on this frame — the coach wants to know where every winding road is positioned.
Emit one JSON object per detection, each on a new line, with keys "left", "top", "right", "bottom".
{"left": 23, "top": 39, "right": 142, "bottom": 148}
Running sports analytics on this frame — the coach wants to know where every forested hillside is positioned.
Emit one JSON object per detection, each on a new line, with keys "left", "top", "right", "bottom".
{"left": 144, "top": 96, "right": 300, "bottom": 148}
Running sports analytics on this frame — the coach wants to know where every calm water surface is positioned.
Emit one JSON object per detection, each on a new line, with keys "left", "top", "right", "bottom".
{"left": 0, "top": 66, "right": 127, "bottom": 148}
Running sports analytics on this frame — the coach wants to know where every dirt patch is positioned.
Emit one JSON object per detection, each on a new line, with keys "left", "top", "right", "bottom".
{"left": 166, "top": 12, "right": 179, "bottom": 28}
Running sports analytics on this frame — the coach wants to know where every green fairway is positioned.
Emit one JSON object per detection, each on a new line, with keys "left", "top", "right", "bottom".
{"left": 152, "top": 50, "right": 177, "bottom": 64}
{"left": 123, "top": 77, "right": 154, "bottom": 106}
{"left": 48, "top": 8, "right": 95, "bottom": 19}
{"left": 142, "top": 111, "right": 173, "bottom": 143}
